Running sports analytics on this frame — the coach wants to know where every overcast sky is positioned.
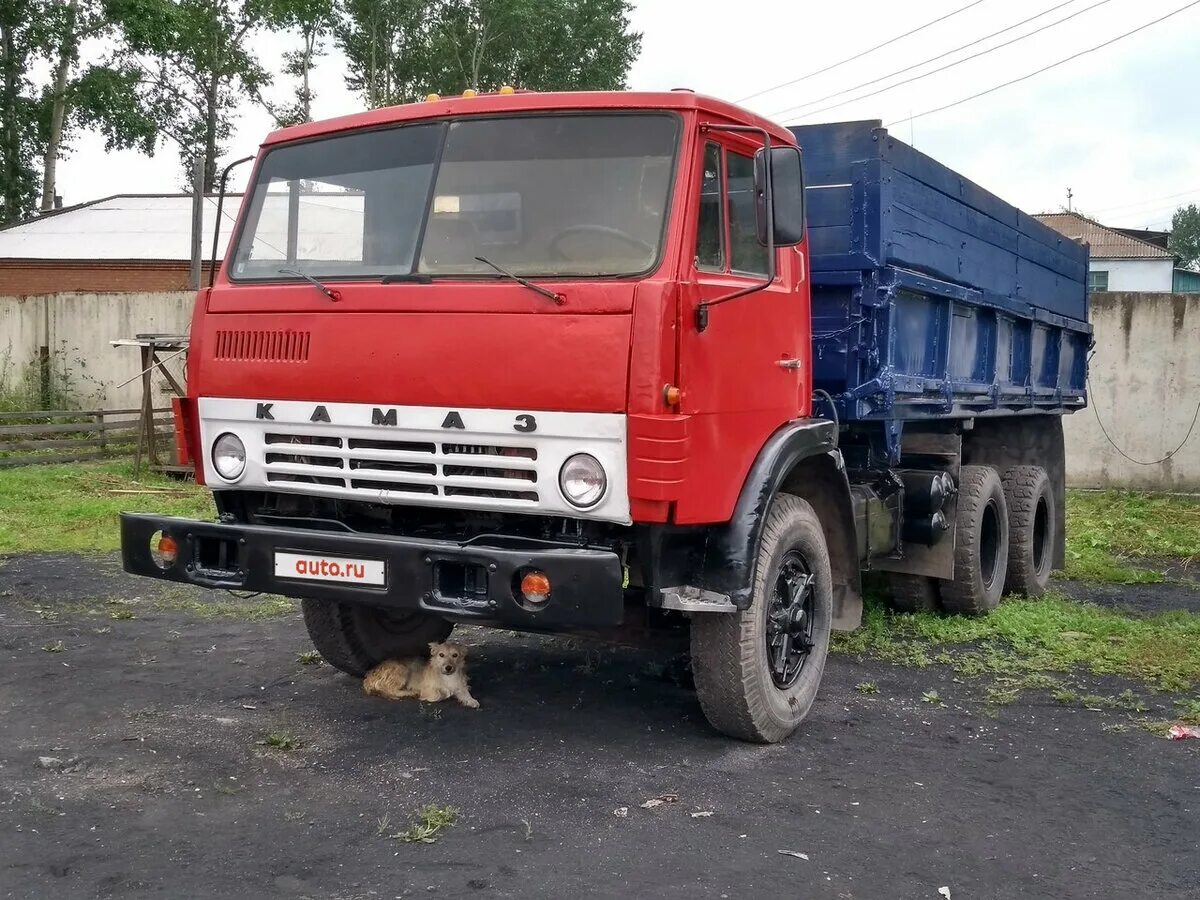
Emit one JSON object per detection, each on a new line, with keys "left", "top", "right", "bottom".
{"left": 56, "top": 0, "right": 1200, "bottom": 230}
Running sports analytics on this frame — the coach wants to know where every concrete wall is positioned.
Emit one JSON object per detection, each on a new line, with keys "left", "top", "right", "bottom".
{"left": 1092, "top": 258, "right": 1174, "bottom": 292}
{"left": 0, "top": 291, "right": 194, "bottom": 409}
{"left": 1065, "top": 292, "right": 1200, "bottom": 491}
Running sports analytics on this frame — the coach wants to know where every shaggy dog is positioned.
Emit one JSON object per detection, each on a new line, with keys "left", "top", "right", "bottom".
{"left": 362, "top": 641, "right": 480, "bottom": 708}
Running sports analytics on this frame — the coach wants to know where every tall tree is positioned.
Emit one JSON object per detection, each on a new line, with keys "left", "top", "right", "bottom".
{"left": 1169, "top": 204, "right": 1200, "bottom": 271}
{"left": 109, "top": 0, "right": 268, "bottom": 190}
{"left": 337, "top": 0, "right": 641, "bottom": 108}
{"left": 336, "top": 0, "right": 431, "bottom": 108}
{"left": 429, "top": 0, "right": 640, "bottom": 95}
{"left": 39, "top": 0, "right": 158, "bottom": 211}
{"left": 259, "top": 0, "right": 335, "bottom": 126}
{"left": 0, "top": 0, "right": 49, "bottom": 224}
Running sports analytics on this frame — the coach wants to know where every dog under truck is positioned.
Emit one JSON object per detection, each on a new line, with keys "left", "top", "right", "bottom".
{"left": 120, "top": 92, "right": 1090, "bottom": 742}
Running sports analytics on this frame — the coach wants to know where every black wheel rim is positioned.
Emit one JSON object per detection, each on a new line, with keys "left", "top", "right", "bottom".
{"left": 766, "top": 550, "right": 816, "bottom": 689}
{"left": 979, "top": 499, "right": 1002, "bottom": 590}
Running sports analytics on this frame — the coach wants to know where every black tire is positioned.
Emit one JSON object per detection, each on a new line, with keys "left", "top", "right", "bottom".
{"left": 939, "top": 465, "right": 1009, "bottom": 616}
{"left": 886, "top": 574, "right": 941, "bottom": 613}
{"left": 690, "top": 494, "right": 833, "bottom": 743}
{"left": 301, "top": 600, "right": 453, "bottom": 677}
{"left": 1001, "top": 465, "right": 1055, "bottom": 597}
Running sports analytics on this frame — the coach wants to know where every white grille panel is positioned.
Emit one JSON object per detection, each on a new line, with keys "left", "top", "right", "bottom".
{"left": 197, "top": 398, "right": 630, "bottom": 523}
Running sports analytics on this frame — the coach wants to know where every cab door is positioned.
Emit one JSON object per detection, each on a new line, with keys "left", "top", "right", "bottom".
{"left": 674, "top": 130, "right": 811, "bottom": 523}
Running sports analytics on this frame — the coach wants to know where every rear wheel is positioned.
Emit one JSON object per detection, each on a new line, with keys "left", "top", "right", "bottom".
{"left": 301, "top": 600, "right": 453, "bottom": 677}
{"left": 1001, "top": 465, "right": 1056, "bottom": 597}
{"left": 690, "top": 495, "right": 833, "bottom": 743}
{"left": 939, "top": 465, "right": 1009, "bottom": 616}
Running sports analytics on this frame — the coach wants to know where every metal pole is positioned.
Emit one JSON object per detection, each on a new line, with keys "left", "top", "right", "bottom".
{"left": 189, "top": 156, "right": 204, "bottom": 290}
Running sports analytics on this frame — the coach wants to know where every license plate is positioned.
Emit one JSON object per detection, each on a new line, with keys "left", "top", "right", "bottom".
{"left": 274, "top": 552, "right": 386, "bottom": 586}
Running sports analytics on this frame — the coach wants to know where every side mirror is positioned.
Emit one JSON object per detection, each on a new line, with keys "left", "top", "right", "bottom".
{"left": 754, "top": 145, "right": 805, "bottom": 247}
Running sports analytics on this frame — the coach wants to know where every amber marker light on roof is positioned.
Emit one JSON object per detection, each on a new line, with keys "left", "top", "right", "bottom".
{"left": 462, "top": 88, "right": 478, "bottom": 98}
{"left": 426, "top": 93, "right": 440, "bottom": 102}
{"left": 499, "top": 85, "right": 515, "bottom": 95}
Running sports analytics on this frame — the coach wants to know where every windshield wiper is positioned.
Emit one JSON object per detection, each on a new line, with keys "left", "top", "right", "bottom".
{"left": 473, "top": 256, "right": 564, "bottom": 305}
{"left": 279, "top": 267, "right": 342, "bottom": 302}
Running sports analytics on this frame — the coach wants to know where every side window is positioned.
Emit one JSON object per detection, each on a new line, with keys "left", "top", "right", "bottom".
{"left": 727, "top": 151, "right": 769, "bottom": 276}
{"left": 695, "top": 142, "right": 724, "bottom": 270}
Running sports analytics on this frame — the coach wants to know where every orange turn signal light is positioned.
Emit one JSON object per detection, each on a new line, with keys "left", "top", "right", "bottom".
{"left": 152, "top": 533, "right": 178, "bottom": 568}
{"left": 520, "top": 570, "right": 551, "bottom": 604}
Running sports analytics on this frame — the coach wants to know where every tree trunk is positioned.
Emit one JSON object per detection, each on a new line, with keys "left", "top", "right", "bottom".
{"left": 301, "top": 31, "right": 313, "bottom": 122}
{"left": 1, "top": 24, "right": 21, "bottom": 222}
{"left": 204, "top": 69, "right": 219, "bottom": 192}
{"left": 41, "top": 0, "right": 79, "bottom": 213}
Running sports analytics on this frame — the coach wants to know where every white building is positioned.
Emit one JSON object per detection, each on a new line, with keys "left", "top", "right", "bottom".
{"left": 1035, "top": 212, "right": 1174, "bottom": 293}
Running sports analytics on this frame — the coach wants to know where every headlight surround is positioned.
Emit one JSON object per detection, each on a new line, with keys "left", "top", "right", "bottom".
{"left": 211, "top": 432, "right": 247, "bottom": 481}
{"left": 559, "top": 453, "right": 606, "bottom": 508}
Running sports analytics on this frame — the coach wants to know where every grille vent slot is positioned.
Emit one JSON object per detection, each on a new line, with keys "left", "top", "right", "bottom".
{"left": 214, "top": 330, "right": 311, "bottom": 362}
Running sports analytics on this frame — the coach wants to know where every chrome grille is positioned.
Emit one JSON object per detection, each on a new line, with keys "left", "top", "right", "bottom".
{"left": 260, "top": 430, "right": 540, "bottom": 503}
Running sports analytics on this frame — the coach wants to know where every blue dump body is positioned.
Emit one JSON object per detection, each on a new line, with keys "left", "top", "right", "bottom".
{"left": 791, "top": 121, "right": 1090, "bottom": 439}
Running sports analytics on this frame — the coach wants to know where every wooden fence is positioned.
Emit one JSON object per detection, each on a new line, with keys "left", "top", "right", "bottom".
{"left": 0, "top": 407, "right": 174, "bottom": 468}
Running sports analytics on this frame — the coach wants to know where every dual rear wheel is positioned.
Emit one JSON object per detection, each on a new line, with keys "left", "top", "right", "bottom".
{"left": 888, "top": 463, "right": 1056, "bottom": 615}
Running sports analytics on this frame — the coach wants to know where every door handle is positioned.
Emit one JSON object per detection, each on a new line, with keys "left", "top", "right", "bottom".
{"left": 776, "top": 358, "right": 803, "bottom": 370}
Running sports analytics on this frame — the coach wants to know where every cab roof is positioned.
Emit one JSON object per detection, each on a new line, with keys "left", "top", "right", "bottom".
{"left": 263, "top": 90, "right": 795, "bottom": 148}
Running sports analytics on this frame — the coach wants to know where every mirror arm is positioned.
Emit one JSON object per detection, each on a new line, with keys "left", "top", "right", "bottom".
{"left": 209, "top": 155, "right": 256, "bottom": 288}
{"left": 695, "top": 124, "right": 777, "bottom": 333}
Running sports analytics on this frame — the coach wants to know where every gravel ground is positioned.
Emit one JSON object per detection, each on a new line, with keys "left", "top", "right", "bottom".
{"left": 1, "top": 554, "right": 1198, "bottom": 900}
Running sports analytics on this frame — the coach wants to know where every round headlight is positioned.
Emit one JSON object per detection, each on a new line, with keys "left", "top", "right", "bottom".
{"left": 212, "top": 432, "right": 247, "bottom": 481}
{"left": 559, "top": 453, "right": 606, "bottom": 508}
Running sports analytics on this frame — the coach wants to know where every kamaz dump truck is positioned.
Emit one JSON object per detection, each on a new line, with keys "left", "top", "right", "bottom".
{"left": 120, "top": 91, "right": 1090, "bottom": 742}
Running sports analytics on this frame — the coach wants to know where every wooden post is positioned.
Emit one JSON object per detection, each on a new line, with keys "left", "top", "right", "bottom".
{"left": 189, "top": 157, "right": 204, "bottom": 290}
{"left": 97, "top": 410, "right": 106, "bottom": 455}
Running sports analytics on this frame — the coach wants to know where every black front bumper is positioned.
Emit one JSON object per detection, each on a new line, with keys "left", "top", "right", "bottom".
{"left": 120, "top": 513, "right": 625, "bottom": 628}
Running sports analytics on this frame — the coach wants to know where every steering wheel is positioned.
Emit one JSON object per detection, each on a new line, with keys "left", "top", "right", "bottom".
{"left": 547, "top": 225, "right": 655, "bottom": 262}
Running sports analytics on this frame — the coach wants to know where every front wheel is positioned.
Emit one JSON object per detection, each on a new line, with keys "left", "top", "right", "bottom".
{"left": 302, "top": 600, "right": 453, "bottom": 677}
{"left": 690, "top": 494, "right": 833, "bottom": 743}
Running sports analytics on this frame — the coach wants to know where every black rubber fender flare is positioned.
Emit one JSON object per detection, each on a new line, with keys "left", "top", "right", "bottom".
{"left": 695, "top": 418, "right": 862, "bottom": 628}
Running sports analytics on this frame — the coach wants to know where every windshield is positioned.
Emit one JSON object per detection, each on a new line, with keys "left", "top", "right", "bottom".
{"left": 230, "top": 113, "right": 679, "bottom": 281}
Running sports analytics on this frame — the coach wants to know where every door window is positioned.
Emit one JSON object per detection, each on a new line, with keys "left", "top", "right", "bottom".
{"left": 695, "top": 142, "right": 724, "bottom": 271}
{"left": 727, "top": 151, "right": 769, "bottom": 276}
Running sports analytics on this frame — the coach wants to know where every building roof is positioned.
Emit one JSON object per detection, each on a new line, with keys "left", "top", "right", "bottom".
{"left": 0, "top": 194, "right": 245, "bottom": 261}
{"left": 1034, "top": 211, "right": 1173, "bottom": 260}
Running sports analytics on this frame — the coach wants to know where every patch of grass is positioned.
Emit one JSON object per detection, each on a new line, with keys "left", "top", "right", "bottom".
{"left": 0, "top": 461, "right": 214, "bottom": 553}
{"left": 297, "top": 650, "right": 322, "bottom": 666}
{"left": 854, "top": 681, "right": 879, "bottom": 694}
{"left": 41, "top": 640, "right": 65, "bottom": 653}
{"left": 521, "top": 818, "right": 533, "bottom": 841}
{"left": 835, "top": 592, "right": 1200, "bottom": 692}
{"left": 1174, "top": 699, "right": 1200, "bottom": 724}
{"left": 109, "top": 608, "right": 135, "bottom": 620}
{"left": 1064, "top": 490, "right": 1200, "bottom": 583}
{"left": 259, "top": 730, "right": 303, "bottom": 752}
{"left": 920, "top": 690, "right": 944, "bottom": 706}
{"left": 389, "top": 804, "right": 459, "bottom": 844}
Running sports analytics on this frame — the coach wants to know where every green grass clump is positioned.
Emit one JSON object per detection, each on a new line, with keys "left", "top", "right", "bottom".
{"left": 835, "top": 592, "right": 1200, "bottom": 692}
{"left": 1063, "top": 490, "right": 1200, "bottom": 583}
{"left": 389, "top": 805, "right": 459, "bottom": 844}
{"left": 0, "top": 461, "right": 214, "bottom": 553}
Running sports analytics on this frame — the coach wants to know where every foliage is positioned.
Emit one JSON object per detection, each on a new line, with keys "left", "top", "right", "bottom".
{"left": 1063, "top": 490, "right": 1200, "bottom": 583}
{"left": 1169, "top": 204, "right": 1200, "bottom": 271}
{"left": 835, "top": 592, "right": 1200, "bottom": 693}
{"left": 0, "top": 0, "right": 51, "bottom": 224}
{"left": 39, "top": 0, "right": 159, "bottom": 211}
{"left": 258, "top": 0, "right": 336, "bottom": 125}
{"left": 108, "top": 0, "right": 270, "bottom": 189}
{"left": 338, "top": 0, "right": 641, "bottom": 107}
{"left": 388, "top": 804, "right": 459, "bottom": 843}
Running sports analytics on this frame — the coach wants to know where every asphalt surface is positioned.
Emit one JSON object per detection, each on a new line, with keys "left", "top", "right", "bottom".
{"left": 1, "top": 553, "right": 1197, "bottom": 899}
